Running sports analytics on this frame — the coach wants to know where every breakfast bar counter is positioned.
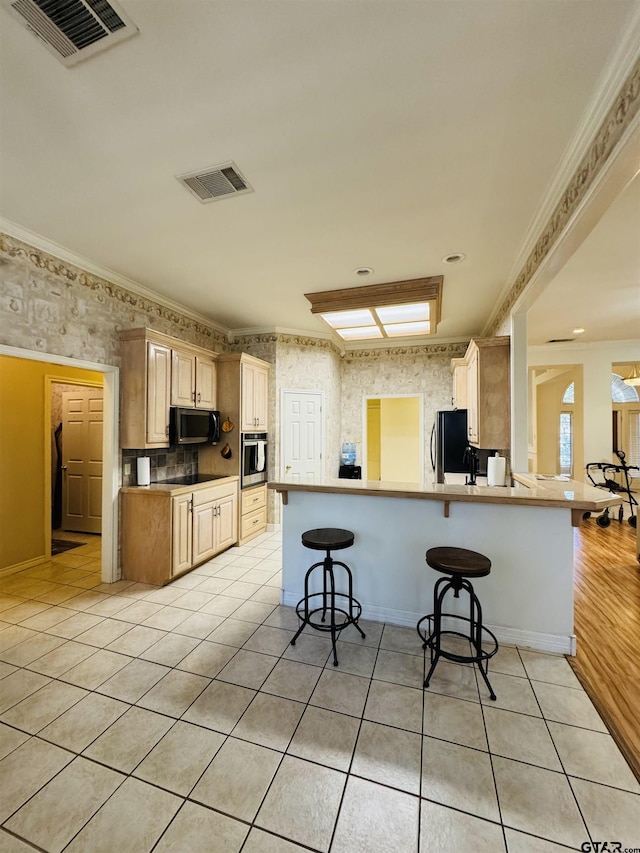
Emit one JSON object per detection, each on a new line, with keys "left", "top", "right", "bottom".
{"left": 268, "top": 475, "right": 621, "bottom": 655}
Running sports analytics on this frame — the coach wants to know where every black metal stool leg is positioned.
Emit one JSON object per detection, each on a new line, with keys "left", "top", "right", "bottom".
{"left": 291, "top": 533, "right": 363, "bottom": 665}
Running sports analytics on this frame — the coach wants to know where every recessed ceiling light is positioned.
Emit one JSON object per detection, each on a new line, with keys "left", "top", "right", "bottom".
{"left": 443, "top": 253, "right": 466, "bottom": 264}
{"left": 572, "top": 327, "right": 585, "bottom": 334}
{"left": 354, "top": 267, "right": 374, "bottom": 276}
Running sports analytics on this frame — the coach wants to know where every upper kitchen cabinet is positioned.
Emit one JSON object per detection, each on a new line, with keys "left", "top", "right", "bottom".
{"left": 241, "top": 357, "right": 269, "bottom": 431}
{"left": 171, "top": 351, "right": 217, "bottom": 409}
{"left": 213, "top": 352, "right": 270, "bottom": 433}
{"left": 451, "top": 357, "right": 468, "bottom": 409}
{"left": 455, "top": 336, "right": 510, "bottom": 450}
{"left": 120, "top": 328, "right": 218, "bottom": 449}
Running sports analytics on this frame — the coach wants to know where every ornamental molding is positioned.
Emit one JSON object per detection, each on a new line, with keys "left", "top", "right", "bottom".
{"left": 0, "top": 232, "right": 228, "bottom": 347}
{"left": 342, "top": 341, "right": 468, "bottom": 360}
{"left": 232, "top": 333, "right": 341, "bottom": 354}
{"left": 487, "top": 54, "right": 640, "bottom": 336}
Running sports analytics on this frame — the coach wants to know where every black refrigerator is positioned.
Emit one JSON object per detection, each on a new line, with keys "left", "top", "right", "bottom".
{"left": 431, "top": 409, "right": 469, "bottom": 484}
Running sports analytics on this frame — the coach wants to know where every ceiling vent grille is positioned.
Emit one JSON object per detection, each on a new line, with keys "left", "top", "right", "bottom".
{"left": 177, "top": 162, "right": 254, "bottom": 204}
{"left": 2, "top": 0, "right": 138, "bottom": 66}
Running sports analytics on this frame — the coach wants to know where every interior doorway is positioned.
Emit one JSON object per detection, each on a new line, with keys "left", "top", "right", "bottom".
{"left": 364, "top": 395, "right": 423, "bottom": 483}
{"left": 0, "top": 344, "right": 118, "bottom": 584}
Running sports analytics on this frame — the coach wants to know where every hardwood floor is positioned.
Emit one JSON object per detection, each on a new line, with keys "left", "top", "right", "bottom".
{"left": 570, "top": 517, "right": 640, "bottom": 780}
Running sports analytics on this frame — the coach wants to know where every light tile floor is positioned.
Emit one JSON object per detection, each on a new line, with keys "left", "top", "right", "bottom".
{"left": 1, "top": 531, "right": 639, "bottom": 852}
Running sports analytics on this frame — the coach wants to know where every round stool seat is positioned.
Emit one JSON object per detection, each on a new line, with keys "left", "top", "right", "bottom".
{"left": 426, "top": 546, "right": 491, "bottom": 578}
{"left": 302, "top": 528, "right": 354, "bottom": 551}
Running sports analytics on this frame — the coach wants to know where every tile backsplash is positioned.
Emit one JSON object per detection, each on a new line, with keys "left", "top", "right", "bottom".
{"left": 122, "top": 448, "right": 198, "bottom": 487}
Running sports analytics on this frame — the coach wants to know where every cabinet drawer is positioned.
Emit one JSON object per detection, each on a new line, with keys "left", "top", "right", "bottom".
{"left": 241, "top": 506, "right": 266, "bottom": 539}
{"left": 193, "top": 482, "right": 237, "bottom": 507}
{"left": 242, "top": 485, "right": 266, "bottom": 514}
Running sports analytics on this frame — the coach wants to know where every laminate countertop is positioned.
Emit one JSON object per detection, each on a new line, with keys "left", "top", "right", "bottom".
{"left": 121, "top": 474, "right": 238, "bottom": 497}
{"left": 268, "top": 473, "right": 620, "bottom": 519}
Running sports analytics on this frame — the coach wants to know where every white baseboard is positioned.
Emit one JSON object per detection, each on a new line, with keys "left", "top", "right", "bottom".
{"left": 281, "top": 591, "right": 575, "bottom": 655}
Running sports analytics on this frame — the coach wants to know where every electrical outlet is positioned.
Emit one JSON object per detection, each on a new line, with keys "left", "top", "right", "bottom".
{"left": 124, "top": 463, "right": 131, "bottom": 476}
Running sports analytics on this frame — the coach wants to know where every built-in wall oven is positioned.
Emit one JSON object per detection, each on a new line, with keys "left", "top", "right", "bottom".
{"left": 241, "top": 433, "right": 268, "bottom": 489}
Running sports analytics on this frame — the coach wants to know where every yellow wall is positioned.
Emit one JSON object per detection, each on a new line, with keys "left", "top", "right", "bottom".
{"left": 0, "top": 356, "right": 102, "bottom": 571}
{"left": 366, "top": 399, "right": 381, "bottom": 480}
{"left": 379, "top": 397, "right": 421, "bottom": 483}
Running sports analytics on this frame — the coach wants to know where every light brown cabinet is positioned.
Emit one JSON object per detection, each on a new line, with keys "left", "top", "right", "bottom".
{"left": 121, "top": 478, "right": 238, "bottom": 584}
{"left": 120, "top": 328, "right": 218, "bottom": 449}
{"left": 451, "top": 357, "right": 468, "bottom": 409}
{"left": 171, "top": 351, "right": 217, "bottom": 409}
{"left": 199, "top": 352, "right": 271, "bottom": 543}
{"left": 240, "top": 484, "right": 267, "bottom": 543}
{"left": 455, "top": 336, "right": 510, "bottom": 450}
{"left": 241, "top": 359, "right": 269, "bottom": 431}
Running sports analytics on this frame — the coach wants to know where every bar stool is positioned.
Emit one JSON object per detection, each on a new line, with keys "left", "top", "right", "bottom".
{"left": 417, "top": 546, "right": 498, "bottom": 700}
{"left": 290, "top": 528, "right": 365, "bottom": 666}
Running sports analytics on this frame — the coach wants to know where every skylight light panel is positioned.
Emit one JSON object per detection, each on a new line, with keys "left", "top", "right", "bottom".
{"left": 320, "top": 309, "right": 374, "bottom": 328}
{"left": 336, "top": 326, "right": 383, "bottom": 340}
{"left": 375, "top": 302, "right": 430, "bottom": 323}
{"left": 382, "top": 321, "right": 431, "bottom": 337}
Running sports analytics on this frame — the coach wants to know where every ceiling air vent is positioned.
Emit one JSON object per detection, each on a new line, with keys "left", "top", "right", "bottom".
{"left": 177, "top": 162, "right": 254, "bottom": 204}
{"left": 2, "top": 0, "right": 138, "bottom": 66}
{"left": 547, "top": 338, "right": 575, "bottom": 343}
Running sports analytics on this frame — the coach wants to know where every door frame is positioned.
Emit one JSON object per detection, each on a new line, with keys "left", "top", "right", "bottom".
{"left": 0, "top": 344, "right": 119, "bottom": 583}
{"left": 51, "top": 379, "right": 105, "bottom": 542}
{"left": 362, "top": 393, "right": 425, "bottom": 482}
{"left": 280, "top": 388, "right": 325, "bottom": 478}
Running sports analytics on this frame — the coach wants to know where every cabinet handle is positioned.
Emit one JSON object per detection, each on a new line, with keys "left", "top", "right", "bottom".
{"left": 166, "top": 425, "right": 169, "bottom": 436}
{"left": 197, "top": 392, "right": 201, "bottom": 403}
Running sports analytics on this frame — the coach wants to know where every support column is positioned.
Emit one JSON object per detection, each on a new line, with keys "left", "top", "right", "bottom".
{"left": 510, "top": 312, "right": 528, "bottom": 473}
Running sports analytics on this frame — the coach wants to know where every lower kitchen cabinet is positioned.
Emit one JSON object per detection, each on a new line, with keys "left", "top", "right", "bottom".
{"left": 121, "top": 478, "right": 238, "bottom": 585}
{"left": 240, "top": 484, "right": 267, "bottom": 544}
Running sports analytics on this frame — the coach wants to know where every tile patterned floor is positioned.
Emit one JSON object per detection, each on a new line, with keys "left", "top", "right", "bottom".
{"left": 1, "top": 532, "right": 639, "bottom": 852}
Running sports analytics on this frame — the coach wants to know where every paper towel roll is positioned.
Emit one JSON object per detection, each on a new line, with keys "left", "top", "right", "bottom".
{"left": 487, "top": 455, "right": 506, "bottom": 487}
{"left": 137, "top": 457, "right": 151, "bottom": 486}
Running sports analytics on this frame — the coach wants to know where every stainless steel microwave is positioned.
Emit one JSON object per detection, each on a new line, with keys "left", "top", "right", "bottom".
{"left": 169, "top": 407, "right": 221, "bottom": 446}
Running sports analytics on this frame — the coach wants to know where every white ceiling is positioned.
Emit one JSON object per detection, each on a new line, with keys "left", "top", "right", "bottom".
{"left": 0, "top": 0, "right": 638, "bottom": 343}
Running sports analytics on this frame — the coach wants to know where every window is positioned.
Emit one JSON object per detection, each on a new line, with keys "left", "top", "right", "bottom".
{"left": 559, "top": 412, "right": 573, "bottom": 476}
{"left": 612, "top": 373, "right": 639, "bottom": 403}
{"left": 627, "top": 411, "right": 640, "bottom": 468}
{"left": 562, "top": 382, "right": 574, "bottom": 404}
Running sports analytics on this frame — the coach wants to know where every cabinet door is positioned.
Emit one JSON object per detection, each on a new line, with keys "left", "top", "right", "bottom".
{"left": 192, "top": 499, "right": 217, "bottom": 563}
{"left": 451, "top": 359, "right": 468, "bottom": 409}
{"left": 172, "top": 351, "right": 196, "bottom": 407}
{"left": 216, "top": 491, "right": 238, "bottom": 551}
{"left": 146, "top": 342, "right": 171, "bottom": 445}
{"left": 466, "top": 348, "right": 479, "bottom": 444}
{"left": 196, "top": 356, "right": 217, "bottom": 409}
{"left": 241, "top": 362, "right": 257, "bottom": 430}
{"left": 253, "top": 366, "right": 268, "bottom": 429}
{"left": 172, "top": 493, "right": 192, "bottom": 575}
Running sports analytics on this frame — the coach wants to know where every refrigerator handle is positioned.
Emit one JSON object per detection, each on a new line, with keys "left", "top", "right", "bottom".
{"left": 430, "top": 423, "right": 436, "bottom": 472}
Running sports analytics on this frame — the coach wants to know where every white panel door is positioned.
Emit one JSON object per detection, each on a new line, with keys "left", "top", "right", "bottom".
{"left": 281, "top": 391, "right": 323, "bottom": 481}
{"left": 62, "top": 387, "right": 103, "bottom": 533}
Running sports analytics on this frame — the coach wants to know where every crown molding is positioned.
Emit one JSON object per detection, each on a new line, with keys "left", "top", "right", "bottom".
{"left": 485, "top": 48, "right": 640, "bottom": 337}
{"left": 484, "top": 9, "right": 640, "bottom": 335}
{"left": 0, "top": 218, "right": 231, "bottom": 338}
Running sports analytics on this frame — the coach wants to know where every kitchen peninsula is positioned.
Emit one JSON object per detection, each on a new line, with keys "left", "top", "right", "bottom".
{"left": 268, "top": 475, "right": 620, "bottom": 655}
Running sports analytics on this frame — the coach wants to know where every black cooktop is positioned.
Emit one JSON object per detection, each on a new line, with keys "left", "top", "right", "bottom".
{"left": 158, "top": 473, "right": 226, "bottom": 486}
